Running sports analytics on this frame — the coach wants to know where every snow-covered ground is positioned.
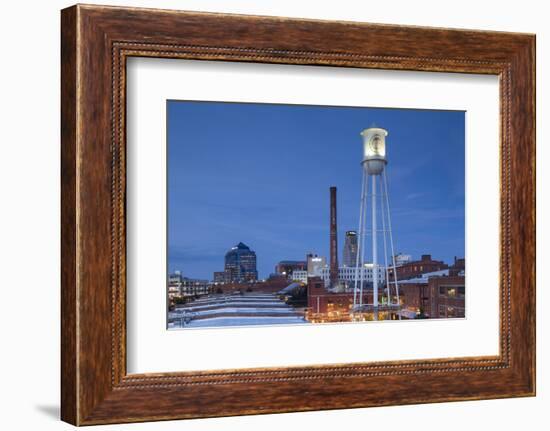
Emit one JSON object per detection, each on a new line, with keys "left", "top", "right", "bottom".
{"left": 168, "top": 292, "right": 307, "bottom": 329}
{"left": 170, "top": 307, "right": 298, "bottom": 316}
{"left": 175, "top": 301, "right": 288, "bottom": 312}
{"left": 169, "top": 315, "right": 307, "bottom": 329}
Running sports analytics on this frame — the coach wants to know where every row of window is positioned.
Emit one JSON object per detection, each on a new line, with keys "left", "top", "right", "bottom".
{"left": 439, "top": 285, "right": 465, "bottom": 298}
{"left": 438, "top": 305, "right": 465, "bottom": 318}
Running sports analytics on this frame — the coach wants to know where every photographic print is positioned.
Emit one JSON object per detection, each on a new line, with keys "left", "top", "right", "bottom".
{"left": 60, "top": 7, "right": 536, "bottom": 423}
{"left": 167, "top": 101, "right": 465, "bottom": 329}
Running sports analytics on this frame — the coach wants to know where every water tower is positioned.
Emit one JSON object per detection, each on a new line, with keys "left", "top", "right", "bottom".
{"left": 353, "top": 127, "right": 401, "bottom": 320}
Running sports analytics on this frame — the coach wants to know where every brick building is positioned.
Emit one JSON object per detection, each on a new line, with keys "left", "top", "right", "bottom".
{"left": 388, "top": 254, "right": 448, "bottom": 281}
{"left": 428, "top": 275, "right": 465, "bottom": 318}
{"left": 398, "top": 281, "right": 430, "bottom": 316}
{"left": 275, "top": 260, "right": 307, "bottom": 278}
{"left": 306, "top": 277, "right": 380, "bottom": 322}
{"left": 167, "top": 272, "right": 211, "bottom": 303}
{"left": 213, "top": 276, "right": 289, "bottom": 294}
{"left": 397, "top": 265, "right": 465, "bottom": 318}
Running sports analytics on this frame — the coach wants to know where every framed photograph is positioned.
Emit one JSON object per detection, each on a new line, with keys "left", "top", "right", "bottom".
{"left": 61, "top": 4, "right": 535, "bottom": 425}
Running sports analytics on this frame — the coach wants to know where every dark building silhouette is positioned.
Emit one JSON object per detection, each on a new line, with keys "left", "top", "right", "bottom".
{"left": 329, "top": 187, "right": 339, "bottom": 288}
{"left": 342, "top": 230, "right": 358, "bottom": 267}
{"left": 224, "top": 242, "right": 258, "bottom": 283}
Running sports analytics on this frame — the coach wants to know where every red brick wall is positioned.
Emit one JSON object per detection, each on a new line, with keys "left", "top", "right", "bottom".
{"left": 307, "top": 277, "right": 375, "bottom": 314}
{"left": 398, "top": 282, "right": 430, "bottom": 314}
{"left": 428, "top": 276, "right": 465, "bottom": 318}
{"left": 388, "top": 255, "right": 448, "bottom": 281}
{"left": 398, "top": 276, "right": 465, "bottom": 318}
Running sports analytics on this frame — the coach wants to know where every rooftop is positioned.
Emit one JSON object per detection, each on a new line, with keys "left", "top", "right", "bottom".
{"left": 398, "top": 269, "right": 450, "bottom": 285}
{"left": 231, "top": 242, "right": 250, "bottom": 250}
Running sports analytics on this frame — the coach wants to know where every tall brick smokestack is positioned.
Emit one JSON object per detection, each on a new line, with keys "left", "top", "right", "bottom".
{"left": 329, "top": 186, "right": 339, "bottom": 289}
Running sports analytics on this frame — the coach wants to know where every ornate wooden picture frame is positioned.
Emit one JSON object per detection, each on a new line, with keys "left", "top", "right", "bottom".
{"left": 61, "top": 4, "right": 535, "bottom": 425}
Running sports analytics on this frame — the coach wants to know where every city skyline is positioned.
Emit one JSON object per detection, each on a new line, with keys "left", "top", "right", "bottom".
{"left": 168, "top": 100, "right": 465, "bottom": 280}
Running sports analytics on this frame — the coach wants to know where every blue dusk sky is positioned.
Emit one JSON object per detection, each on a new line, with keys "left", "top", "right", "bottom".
{"left": 167, "top": 100, "right": 465, "bottom": 280}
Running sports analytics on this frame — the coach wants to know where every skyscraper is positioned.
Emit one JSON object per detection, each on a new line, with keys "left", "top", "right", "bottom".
{"left": 224, "top": 242, "right": 258, "bottom": 282}
{"left": 342, "top": 231, "right": 358, "bottom": 267}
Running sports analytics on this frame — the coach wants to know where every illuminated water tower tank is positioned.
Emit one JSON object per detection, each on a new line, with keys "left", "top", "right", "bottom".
{"left": 353, "top": 127, "right": 401, "bottom": 320}
{"left": 361, "top": 127, "right": 387, "bottom": 175}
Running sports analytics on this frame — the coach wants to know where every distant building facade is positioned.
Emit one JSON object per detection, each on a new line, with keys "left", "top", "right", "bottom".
{"left": 306, "top": 254, "right": 326, "bottom": 277}
{"left": 342, "top": 231, "right": 358, "bottom": 267}
{"left": 168, "top": 271, "right": 183, "bottom": 285}
{"left": 213, "top": 271, "right": 226, "bottom": 284}
{"left": 394, "top": 253, "right": 412, "bottom": 266}
{"left": 307, "top": 276, "right": 356, "bottom": 317}
{"left": 388, "top": 254, "right": 448, "bottom": 280}
{"left": 397, "top": 258, "right": 465, "bottom": 318}
{"left": 213, "top": 276, "right": 289, "bottom": 295}
{"left": 224, "top": 242, "right": 258, "bottom": 283}
{"left": 429, "top": 276, "right": 465, "bottom": 318}
{"left": 306, "top": 277, "right": 379, "bottom": 321}
{"left": 180, "top": 278, "right": 211, "bottom": 297}
{"left": 398, "top": 275, "right": 436, "bottom": 316}
{"left": 168, "top": 272, "right": 211, "bottom": 299}
{"left": 320, "top": 264, "right": 386, "bottom": 287}
{"left": 450, "top": 257, "right": 465, "bottom": 274}
{"left": 275, "top": 260, "right": 307, "bottom": 278}
{"left": 168, "top": 271, "right": 183, "bottom": 300}
{"left": 291, "top": 270, "right": 308, "bottom": 284}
